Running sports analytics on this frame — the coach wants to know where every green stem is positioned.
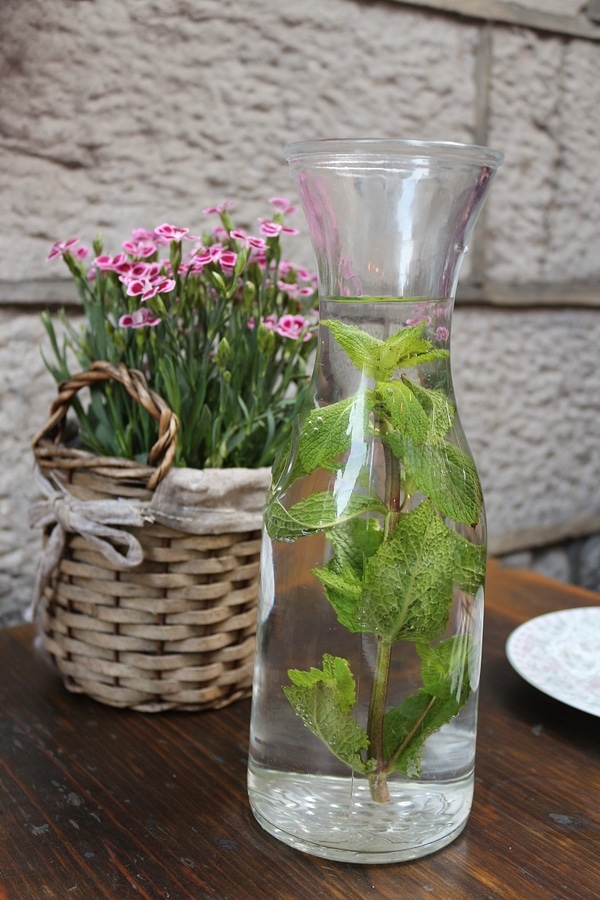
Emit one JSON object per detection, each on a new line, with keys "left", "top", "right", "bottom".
{"left": 367, "top": 638, "right": 393, "bottom": 802}
{"left": 366, "top": 432, "right": 402, "bottom": 803}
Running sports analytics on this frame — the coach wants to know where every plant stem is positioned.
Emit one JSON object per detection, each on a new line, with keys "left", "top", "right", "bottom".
{"left": 367, "top": 638, "right": 392, "bottom": 802}
{"left": 367, "top": 433, "right": 402, "bottom": 803}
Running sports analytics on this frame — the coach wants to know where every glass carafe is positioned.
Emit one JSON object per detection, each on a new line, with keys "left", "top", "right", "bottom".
{"left": 248, "top": 140, "right": 504, "bottom": 863}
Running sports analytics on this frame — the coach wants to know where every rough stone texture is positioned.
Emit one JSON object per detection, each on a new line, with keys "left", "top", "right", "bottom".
{"left": 0, "top": 313, "right": 59, "bottom": 625}
{"left": 486, "top": 26, "right": 600, "bottom": 284}
{"left": 1, "top": 1, "right": 600, "bottom": 622}
{"left": 453, "top": 306, "right": 600, "bottom": 554}
{"left": 517, "top": 0, "right": 587, "bottom": 14}
{"left": 0, "top": 0, "right": 479, "bottom": 281}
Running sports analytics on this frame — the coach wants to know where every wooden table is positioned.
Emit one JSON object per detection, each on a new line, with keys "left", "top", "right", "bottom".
{"left": 1, "top": 563, "right": 599, "bottom": 900}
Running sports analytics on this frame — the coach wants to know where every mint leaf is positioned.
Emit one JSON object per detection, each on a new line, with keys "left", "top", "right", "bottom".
{"left": 312, "top": 518, "right": 384, "bottom": 630}
{"left": 401, "top": 378, "right": 455, "bottom": 441}
{"left": 265, "top": 491, "right": 385, "bottom": 542}
{"left": 312, "top": 561, "right": 365, "bottom": 632}
{"left": 284, "top": 654, "right": 369, "bottom": 773}
{"left": 451, "top": 531, "right": 487, "bottom": 594}
{"left": 378, "top": 323, "right": 448, "bottom": 375}
{"left": 321, "top": 319, "right": 384, "bottom": 378}
{"left": 417, "top": 635, "right": 473, "bottom": 703}
{"left": 374, "top": 380, "right": 430, "bottom": 443}
{"left": 383, "top": 635, "right": 473, "bottom": 776}
{"left": 298, "top": 394, "right": 371, "bottom": 473}
{"left": 384, "top": 433, "right": 483, "bottom": 525}
{"left": 383, "top": 691, "right": 465, "bottom": 777}
{"left": 327, "top": 517, "right": 384, "bottom": 575}
{"left": 269, "top": 433, "right": 308, "bottom": 497}
{"left": 360, "top": 500, "right": 484, "bottom": 642}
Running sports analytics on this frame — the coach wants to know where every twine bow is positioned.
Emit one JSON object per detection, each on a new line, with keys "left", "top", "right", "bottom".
{"left": 28, "top": 472, "right": 151, "bottom": 619}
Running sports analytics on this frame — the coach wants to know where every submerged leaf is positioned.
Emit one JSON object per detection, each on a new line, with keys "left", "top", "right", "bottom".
{"left": 299, "top": 395, "right": 371, "bottom": 473}
{"left": 383, "top": 634, "right": 473, "bottom": 776}
{"left": 285, "top": 655, "right": 369, "bottom": 773}
{"left": 265, "top": 491, "right": 385, "bottom": 542}
{"left": 320, "top": 319, "right": 384, "bottom": 377}
{"left": 384, "top": 433, "right": 483, "bottom": 525}
{"left": 361, "top": 500, "right": 485, "bottom": 642}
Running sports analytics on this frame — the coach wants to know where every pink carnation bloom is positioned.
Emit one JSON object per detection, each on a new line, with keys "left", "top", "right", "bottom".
{"left": 248, "top": 314, "right": 277, "bottom": 332}
{"left": 258, "top": 219, "right": 299, "bottom": 238}
{"left": 122, "top": 239, "right": 157, "bottom": 258}
{"left": 94, "top": 254, "right": 119, "bottom": 271}
{"left": 131, "top": 228, "right": 156, "bottom": 242}
{"left": 231, "top": 230, "right": 267, "bottom": 252}
{"left": 154, "top": 223, "right": 190, "bottom": 242}
{"left": 118, "top": 308, "right": 162, "bottom": 329}
{"left": 219, "top": 250, "right": 238, "bottom": 272}
{"left": 47, "top": 237, "right": 81, "bottom": 261}
{"left": 123, "top": 275, "right": 175, "bottom": 301}
{"left": 202, "top": 200, "right": 234, "bottom": 215}
{"left": 269, "top": 197, "right": 297, "bottom": 215}
{"left": 275, "top": 314, "right": 312, "bottom": 341}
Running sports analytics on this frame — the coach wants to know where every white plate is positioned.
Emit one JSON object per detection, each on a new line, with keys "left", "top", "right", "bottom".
{"left": 505, "top": 606, "right": 600, "bottom": 717}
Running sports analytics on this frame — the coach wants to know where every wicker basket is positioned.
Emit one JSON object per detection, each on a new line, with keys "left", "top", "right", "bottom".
{"left": 30, "top": 361, "right": 270, "bottom": 712}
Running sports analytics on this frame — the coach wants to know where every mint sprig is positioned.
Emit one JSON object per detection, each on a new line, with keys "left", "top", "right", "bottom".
{"left": 265, "top": 317, "right": 486, "bottom": 802}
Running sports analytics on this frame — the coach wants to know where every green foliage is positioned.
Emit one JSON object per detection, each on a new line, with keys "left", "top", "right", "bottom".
{"left": 42, "top": 205, "right": 318, "bottom": 469}
{"left": 284, "top": 654, "right": 370, "bottom": 773}
{"left": 383, "top": 636, "right": 473, "bottom": 776}
{"left": 270, "top": 316, "right": 486, "bottom": 799}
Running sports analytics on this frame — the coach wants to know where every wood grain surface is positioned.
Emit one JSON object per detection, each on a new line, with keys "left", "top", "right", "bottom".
{"left": 1, "top": 563, "right": 599, "bottom": 899}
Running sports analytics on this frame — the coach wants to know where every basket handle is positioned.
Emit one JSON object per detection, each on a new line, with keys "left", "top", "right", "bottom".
{"left": 31, "top": 361, "right": 179, "bottom": 488}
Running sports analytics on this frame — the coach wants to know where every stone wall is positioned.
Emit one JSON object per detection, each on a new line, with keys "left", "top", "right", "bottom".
{"left": 1, "top": 0, "right": 599, "bottom": 624}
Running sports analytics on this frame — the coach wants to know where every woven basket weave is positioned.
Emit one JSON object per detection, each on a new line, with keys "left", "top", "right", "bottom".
{"left": 30, "top": 361, "right": 270, "bottom": 712}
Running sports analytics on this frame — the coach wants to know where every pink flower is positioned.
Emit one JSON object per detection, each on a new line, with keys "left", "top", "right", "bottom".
{"left": 258, "top": 218, "right": 299, "bottom": 237}
{"left": 131, "top": 228, "right": 156, "bottom": 242}
{"left": 122, "top": 239, "right": 157, "bottom": 258}
{"left": 248, "top": 314, "right": 277, "bottom": 332}
{"left": 406, "top": 316, "right": 432, "bottom": 327}
{"left": 247, "top": 235, "right": 267, "bottom": 250}
{"left": 219, "top": 251, "right": 238, "bottom": 272}
{"left": 275, "top": 314, "right": 312, "bottom": 341}
{"left": 122, "top": 275, "right": 175, "bottom": 301}
{"left": 118, "top": 308, "right": 162, "bottom": 329}
{"left": 154, "top": 223, "right": 190, "bottom": 242}
{"left": 269, "top": 197, "right": 297, "bottom": 215}
{"left": 202, "top": 200, "right": 234, "bottom": 215}
{"left": 230, "top": 230, "right": 267, "bottom": 252}
{"left": 47, "top": 237, "right": 80, "bottom": 261}
{"left": 435, "top": 325, "right": 450, "bottom": 341}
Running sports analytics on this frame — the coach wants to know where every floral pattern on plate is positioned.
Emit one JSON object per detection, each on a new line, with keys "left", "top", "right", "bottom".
{"left": 505, "top": 607, "right": 600, "bottom": 717}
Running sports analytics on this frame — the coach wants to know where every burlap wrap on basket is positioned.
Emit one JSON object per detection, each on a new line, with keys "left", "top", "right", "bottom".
{"left": 30, "top": 361, "right": 271, "bottom": 712}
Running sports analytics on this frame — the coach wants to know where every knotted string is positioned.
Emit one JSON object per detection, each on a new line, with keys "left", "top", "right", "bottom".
{"left": 27, "top": 471, "right": 152, "bottom": 619}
